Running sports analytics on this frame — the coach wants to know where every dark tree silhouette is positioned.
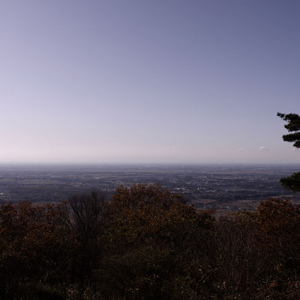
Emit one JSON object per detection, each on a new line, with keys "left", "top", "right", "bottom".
{"left": 68, "top": 190, "right": 108, "bottom": 282}
{"left": 277, "top": 113, "right": 300, "bottom": 148}
{"left": 278, "top": 112, "right": 300, "bottom": 192}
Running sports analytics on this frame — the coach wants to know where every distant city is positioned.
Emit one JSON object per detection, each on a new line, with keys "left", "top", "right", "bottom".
{"left": 0, "top": 164, "right": 299, "bottom": 213}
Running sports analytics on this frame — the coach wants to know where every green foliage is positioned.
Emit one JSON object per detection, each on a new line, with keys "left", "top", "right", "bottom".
{"left": 280, "top": 172, "right": 300, "bottom": 192}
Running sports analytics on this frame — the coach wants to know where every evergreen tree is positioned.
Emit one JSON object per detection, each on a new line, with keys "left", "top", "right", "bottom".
{"left": 277, "top": 112, "right": 300, "bottom": 192}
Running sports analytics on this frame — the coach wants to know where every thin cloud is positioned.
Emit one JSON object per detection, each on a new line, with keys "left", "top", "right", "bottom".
{"left": 259, "top": 146, "right": 269, "bottom": 151}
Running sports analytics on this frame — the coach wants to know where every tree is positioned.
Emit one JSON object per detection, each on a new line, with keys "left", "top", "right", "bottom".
{"left": 0, "top": 201, "right": 71, "bottom": 299}
{"left": 95, "top": 184, "right": 216, "bottom": 299}
{"left": 277, "top": 112, "right": 300, "bottom": 192}
{"left": 68, "top": 190, "right": 108, "bottom": 282}
{"left": 277, "top": 113, "right": 300, "bottom": 148}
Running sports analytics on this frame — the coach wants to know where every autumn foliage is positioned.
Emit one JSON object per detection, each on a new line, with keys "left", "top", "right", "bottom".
{"left": 1, "top": 185, "right": 300, "bottom": 299}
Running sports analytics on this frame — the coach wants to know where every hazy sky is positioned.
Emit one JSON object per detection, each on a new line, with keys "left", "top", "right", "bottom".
{"left": 1, "top": 1, "right": 300, "bottom": 164}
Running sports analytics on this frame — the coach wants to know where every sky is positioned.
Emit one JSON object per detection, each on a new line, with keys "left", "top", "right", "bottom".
{"left": 0, "top": 0, "right": 300, "bottom": 165}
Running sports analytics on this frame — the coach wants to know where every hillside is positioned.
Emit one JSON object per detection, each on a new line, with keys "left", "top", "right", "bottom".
{"left": 1, "top": 184, "right": 300, "bottom": 299}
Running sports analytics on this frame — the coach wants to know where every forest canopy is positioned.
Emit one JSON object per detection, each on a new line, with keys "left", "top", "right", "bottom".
{"left": 1, "top": 184, "right": 300, "bottom": 299}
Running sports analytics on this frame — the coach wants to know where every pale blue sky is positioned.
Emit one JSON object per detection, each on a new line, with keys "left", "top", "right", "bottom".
{"left": 0, "top": 0, "right": 299, "bottom": 164}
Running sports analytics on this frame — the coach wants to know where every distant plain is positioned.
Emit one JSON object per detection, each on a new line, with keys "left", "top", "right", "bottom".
{"left": 0, "top": 164, "right": 298, "bottom": 214}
